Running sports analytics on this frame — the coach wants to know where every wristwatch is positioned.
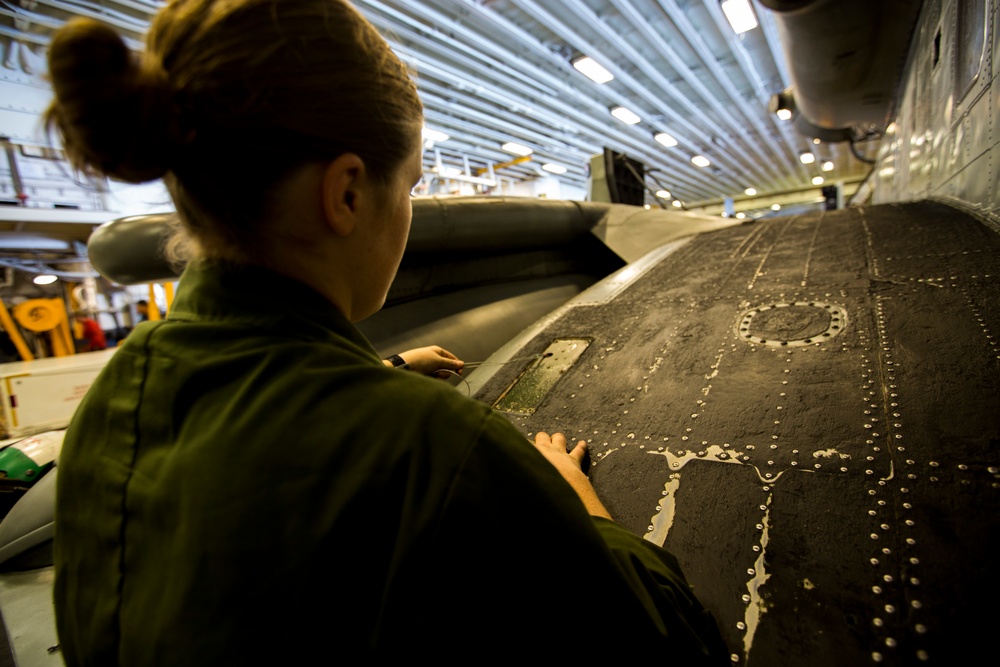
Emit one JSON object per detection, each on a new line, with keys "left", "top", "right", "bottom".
{"left": 386, "top": 354, "right": 408, "bottom": 369}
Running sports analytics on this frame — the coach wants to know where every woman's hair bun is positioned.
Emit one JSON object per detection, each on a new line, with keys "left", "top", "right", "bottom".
{"left": 45, "top": 18, "right": 182, "bottom": 183}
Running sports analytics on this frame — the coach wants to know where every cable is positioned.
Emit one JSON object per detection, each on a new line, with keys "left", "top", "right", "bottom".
{"left": 438, "top": 369, "right": 472, "bottom": 397}
{"left": 848, "top": 137, "right": 876, "bottom": 165}
{"left": 617, "top": 154, "right": 667, "bottom": 208}
{"left": 461, "top": 352, "right": 550, "bottom": 370}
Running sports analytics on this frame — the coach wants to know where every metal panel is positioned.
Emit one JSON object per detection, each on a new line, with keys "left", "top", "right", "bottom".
{"left": 990, "top": 139, "right": 1000, "bottom": 219}
{"left": 961, "top": 91, "right": 994, "bottom": 208}
{"left": 492, "top": 338, "right": 590, "bottom": 414}
{"left": 994, "top": 0, "right": 1000, "bottom": 81}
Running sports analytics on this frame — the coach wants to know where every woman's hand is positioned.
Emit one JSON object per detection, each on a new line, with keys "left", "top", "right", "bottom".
{"left": 386, "top": 345, "right": 464, "bottom": 379}
{"left": 532, "top": 432, "right": 612, "bottom": 520}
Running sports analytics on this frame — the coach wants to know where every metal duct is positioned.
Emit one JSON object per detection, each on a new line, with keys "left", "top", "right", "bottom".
{"left": 86, "top": 212, "right": 178, "bottom": 285}
{"left": 86, "top": 197, "right": 613, "bottom": 285}
{"left": 758, "top": 0, "right": 923, "bottom": 132}
{"left": 404, "top": 197, "right": 609, "bottom": 253}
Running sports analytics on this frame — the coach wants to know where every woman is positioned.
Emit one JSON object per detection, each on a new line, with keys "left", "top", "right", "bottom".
{"left": 46, "top": 1, "right": 727, "bottom": 663}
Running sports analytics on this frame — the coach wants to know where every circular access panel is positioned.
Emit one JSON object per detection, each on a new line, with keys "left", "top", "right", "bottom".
{"left": 736, "top": 301, "right": 847, "bottom": 347}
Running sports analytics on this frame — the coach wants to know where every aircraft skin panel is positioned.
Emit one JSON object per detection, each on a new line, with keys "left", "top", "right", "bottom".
{"left": 473, "top": 200, "right": 1000, "bottom": 666}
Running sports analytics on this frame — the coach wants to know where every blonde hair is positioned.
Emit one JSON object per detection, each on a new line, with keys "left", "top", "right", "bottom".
{"left": 46, "top": 0, "right": 423, "bottom": 261}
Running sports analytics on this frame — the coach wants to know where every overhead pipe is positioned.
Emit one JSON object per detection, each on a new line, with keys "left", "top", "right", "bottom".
{"left": 670, "top": 0, "right": 812, "bottom": 184}
{"left": 754, "top": 3, "right": 793, "bottom": 89}
{"left": 507, "top": 0, "right": 779, "bottom": 189}
{"left": 700, "top": 2, "right": 810, "bottom": 182}
{"left": 400, "top": 49, "right": 725, "bottom": 198}
{"left": 612, "top": 0, "right": 790, "bottom": 183}
{"left": 441, "top": 0, "right": 747, "bottom": 195}
{"left": 576, "top": 0, "right": 787, "bottom": 186}
{"left": 357, "top": 0, "right": 563, "bottom": 101}
{"left": 379, "top": 0, "right": 772, "bottom": 200}
{"left": 419, "top": 86, "right": 720, "bottom": 196}
{"left": 368, "top": 2, "right": 720, "bottom": 199}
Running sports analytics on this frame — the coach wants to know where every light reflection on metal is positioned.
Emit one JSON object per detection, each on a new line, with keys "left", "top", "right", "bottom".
{"left": 493, "top": 338, "right": 591, "bottom": 414}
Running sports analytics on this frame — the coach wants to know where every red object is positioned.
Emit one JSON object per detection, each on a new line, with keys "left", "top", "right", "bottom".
{"left": 78, "top": 318, "right": 107, "bottom": 351}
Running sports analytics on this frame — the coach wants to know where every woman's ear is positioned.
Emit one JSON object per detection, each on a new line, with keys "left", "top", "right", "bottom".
{"left": 321, "top": 153, "right": 367, "bottom": 236}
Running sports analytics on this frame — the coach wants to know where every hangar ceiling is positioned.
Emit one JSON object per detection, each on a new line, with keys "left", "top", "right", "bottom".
{"left": 0, "top": 0, "right": 882, "bottom": 257}
{"left": 362, "top": 0, "right": 877, "bottom": 208}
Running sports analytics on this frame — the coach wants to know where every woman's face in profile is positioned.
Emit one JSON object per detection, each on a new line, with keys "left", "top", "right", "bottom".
{"left": 351, "top": 131, "right": 424, "bottom": 321}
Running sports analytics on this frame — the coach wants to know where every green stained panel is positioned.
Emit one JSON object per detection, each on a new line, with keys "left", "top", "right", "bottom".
{"left": 493, "top": 338, "right": 591, "bottom": 414}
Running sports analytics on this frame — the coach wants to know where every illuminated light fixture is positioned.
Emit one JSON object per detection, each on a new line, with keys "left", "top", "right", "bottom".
{"left": 501, "top": 142, "right": 533, "bottom": 156}
{"left": 610, "top": 106, "right": 641, "bottom": 125}
{"left": 654, "top": 132, "right": 678, "bottom": 147}
{"left": 770, "top": 88, "right": 795, "bottom": 120}
{"left": 721, "top": 0, "right": 758, "bottom": 34}
{"left": 572, "top": 56, "right": 614, "bottom": 84}
{"left": 822, "top": 161, "right": 834, "bottom": 172}
{"left": 655, "top": 190, "right": 671, "bottom": 199}
{"left": 744, "top": 187, "right": 757, "bottom": 196}
{"left": 672, "top": 200, "right": 682, "bottom": 208}
{"left": 441, "top": 167, "right": 463, "bottom": 177}
{"left": 799, "top": 152, "right": 815, "bottom": 164}
{"left": 691, "top": 155, "right": 710, "bottom": 168}
{"left": 422, "top": 127, "right": 449, "bottom": 143}
{"left": 542, "top": 163, "right": 567, "bottom": 174}
{"left": 771, "top": 204, "right": 781, "bottom": 211}
{"left": 33, "top": 274, "right": 57, "bottom": 285}
{"left": 736, "top": 212, "right": 746, "bottom": 219}
{"left": 812, "top": 176, "right": 825, "bottom": 185}
{"left": 644, "top": 204, "right": 651, "bottom": 210}
{"left": 813, "top": 138, "right": 821, "bottom": 145}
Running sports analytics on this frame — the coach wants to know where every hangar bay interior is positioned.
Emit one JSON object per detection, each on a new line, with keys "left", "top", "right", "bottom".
{"left": 0, "top": 1, "right": 998, "bottom": 666}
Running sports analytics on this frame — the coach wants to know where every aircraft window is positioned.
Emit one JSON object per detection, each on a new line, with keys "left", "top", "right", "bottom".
{"left": 955, "top": 0, "right": 986, "bottom": 102}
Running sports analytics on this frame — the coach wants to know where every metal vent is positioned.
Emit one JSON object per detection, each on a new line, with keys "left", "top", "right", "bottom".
{"left": 736, "top": 302, "right": 847, "bottom": 347}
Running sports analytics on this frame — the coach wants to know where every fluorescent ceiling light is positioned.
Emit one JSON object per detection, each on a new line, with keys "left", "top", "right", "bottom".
{"left": 822, "top": 161, "right": 834, "bottom": 172}
{"left": 672, "top": 200, "right": 682, "bottom": 208}
{"left": 33, "top": 274, "right": 57, "bottom": 285}
{"left": 799, "top": 152, "right": 815, "bottom": 164}
{"left": 501, "top": 142, "right": 533, "bottom": 156}
{"left": 572, "top": 56, "right": 614, "bottom": 84}
{"left": 812, "top": 176, "right": 825, "bottom": 185}
{"left": 776, "top": 108, "right": 792, "bottom": 120}
{"left": 654, "top": 132, "right": 678, "bottom": 147}
{"left": 691, "top": 155, "right": 710, "bottom": 168}
{"left": 542, "top": 163, "right": 567, "bottom": 174}
{"left": 736, "top": 212, "right": 746, "bottom": 219}
{"left": 771, "top": 204, "right": 781, "bottom": 211}
{"left": 610, "top": 106, "right": 641, "bottom": 125}
{"left": 722, "top": 0, "right": 758, "bottom": 34}
{"left": 422, "top": 127, "right": 449, "bottom": 142}
{"left": 744, "top": 187, "right": 757, "bottom": 196}
{"left": 655, "top": 190, "right": 670, "bottom": 199}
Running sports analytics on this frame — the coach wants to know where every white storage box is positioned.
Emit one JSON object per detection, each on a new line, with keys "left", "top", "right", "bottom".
{"left": 0, "top": 349, "right": 117, "bottom": 439}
